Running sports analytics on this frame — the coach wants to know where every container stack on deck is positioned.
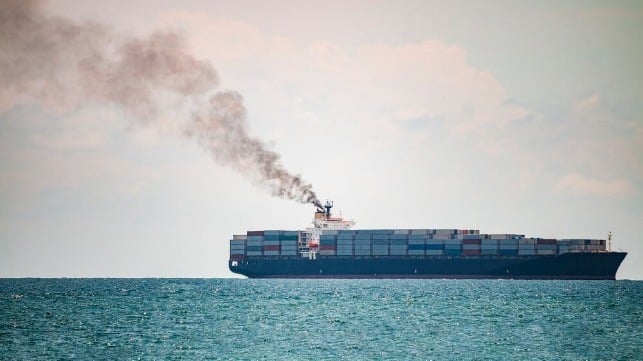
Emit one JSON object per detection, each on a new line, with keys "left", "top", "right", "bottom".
{"left": 229, "top": 230, "right": 299, "bottom": 258}
{"left": 230, "top": 229, "right": 608, "bottom": 259}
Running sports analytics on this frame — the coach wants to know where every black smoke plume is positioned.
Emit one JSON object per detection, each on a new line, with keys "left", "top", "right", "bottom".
{"left": 0, "top": 0, "right": 321, "bottom": 207}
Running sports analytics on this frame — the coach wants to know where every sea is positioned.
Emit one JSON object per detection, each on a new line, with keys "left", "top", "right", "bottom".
{"left": 1, "top": 279, "right": 641, "bottom": 360}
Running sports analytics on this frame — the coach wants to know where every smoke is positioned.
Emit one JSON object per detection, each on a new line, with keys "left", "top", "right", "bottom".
{"left": 0, "top": 0, "right": 320, "bottom": 207}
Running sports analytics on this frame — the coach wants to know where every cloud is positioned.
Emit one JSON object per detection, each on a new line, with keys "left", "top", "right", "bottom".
{"left": 155, "top": 12, "right": 528, "bottom": 136}
{"left": 556, "top": 173, "right": 636, "bottom": 196}
{"left": 573, "top": 93, "right": 600, "bottom": 115}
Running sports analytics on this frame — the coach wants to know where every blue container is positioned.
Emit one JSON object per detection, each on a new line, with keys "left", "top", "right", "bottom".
{"left": 444, "top": 249, "right": 461, "bottom": 255}
{"left": 426, "top": 244, "right": 444, "bottom": 250}
{"left": 390, "top": 239, "right": 408, "bottom": 245}
{"left": 264, "top": 235, "right": 280, "bottom": 241}
{"left": 390, "top": 234, "right": 408, "bottom": 240}
{"left": 337, "top": 235, "right": 354, "bottom": 241}
{"left": 408, "top": 244, "right": 425, "bottom": 251}
{"left": 372, "top": 234, "right": 389, "bottom": 240}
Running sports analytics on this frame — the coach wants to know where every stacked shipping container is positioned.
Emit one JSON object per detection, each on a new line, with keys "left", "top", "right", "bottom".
{"left": 231, "top": 230, "right": 607, "bottom": 259}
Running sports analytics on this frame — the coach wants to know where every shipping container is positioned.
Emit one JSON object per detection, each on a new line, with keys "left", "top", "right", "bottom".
{"left": 247, "top": 231, "right": 264, "bottom": 237}
{"left": 338, "top": 230, "right": 357, "bottom": 235}
{"left": 518, "top": 249, "right": 537, "bottom": 255}
{"left": 264, "top": 235, "right": 280, "bottom": 241}
{"left": 480, "top": 248, "right": 498, "bottom": 255}
{"left": 499, "top": 249, "right": 518, "bottom": 255}
{"left": 407, "top": 249, "right": 425, "bottom": 255}
{"left": 425, "top": 244, "right": 444, "bottom": 250}
{"left": 462, "top": 244, "right": 481, "bottom": 250}
{"left": 425, "top": 250, "right": 444, "bottom": 255}
{"left": 481, "top": 239, "right": 498, "bottom": 246}
{"left": 232, "top": 234, "right": 247, "bottom": 240}
{"left": 536, "top": 249, "right": 556, "bottom": 255}
{"left": 355, "top": 234, "right": 372, "bottom": 240}
{"left": 358, "top": 229, "right": 391, "bottom": 235}
{"left": 390, "top": 239, "right": 408, "bottom": 246}
{"left": 390, "top": 234, "right": 408, "bottom": 240}
{"left": 537, "top": 239, "right": 556, "bottom": 245}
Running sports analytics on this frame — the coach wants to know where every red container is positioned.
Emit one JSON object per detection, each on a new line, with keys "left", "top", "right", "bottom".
{"left": 247, "top": 231, "right": 265, "bottom": 236}
{"left": 263, "top": 245, "right": 280, "bottom": 251}
{"left": 462, "top": 249, "right": 481, "bottom": 255}
{"left": 319, "top": 245, "right": 337, "bottom": 251}
{"left": 463, "top": 239, "right": 481, "bottom": 245}
{"left": 229, "top": 254, "right": 245, "bottom": 260}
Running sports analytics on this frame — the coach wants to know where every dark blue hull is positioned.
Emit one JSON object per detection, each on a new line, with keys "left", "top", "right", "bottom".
{"left": 230, "top": 252, "right": 627, "bottom": 280}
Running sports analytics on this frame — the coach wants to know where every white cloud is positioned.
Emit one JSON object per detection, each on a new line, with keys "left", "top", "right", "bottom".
{"left": 556, "top": 173, "right": 636, "bottom": 196}
{"left": 573, "top": 93, "right": 600, "bottom": 115}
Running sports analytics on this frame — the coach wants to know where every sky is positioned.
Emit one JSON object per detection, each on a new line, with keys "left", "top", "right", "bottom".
{"left": 1, "top": 0, "right": 642, "bottom": 279}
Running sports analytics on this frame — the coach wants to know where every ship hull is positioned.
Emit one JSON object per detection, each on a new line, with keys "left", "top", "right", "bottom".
{"left": 230, "top": 252, "right": 627, "bottom": 280}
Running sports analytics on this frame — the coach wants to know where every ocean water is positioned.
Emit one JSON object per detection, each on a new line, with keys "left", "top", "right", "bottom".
{"left": 1, "top": 279, "right": 641, "bottom": 360}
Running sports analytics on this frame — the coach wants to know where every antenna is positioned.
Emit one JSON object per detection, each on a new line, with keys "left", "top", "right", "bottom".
{"left": 608, "top": 231, "right": 612, "bottom": 251}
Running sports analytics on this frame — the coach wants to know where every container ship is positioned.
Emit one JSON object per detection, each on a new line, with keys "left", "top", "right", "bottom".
{"left": 229, "top": 202, "right": 626, "bottom": 279}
